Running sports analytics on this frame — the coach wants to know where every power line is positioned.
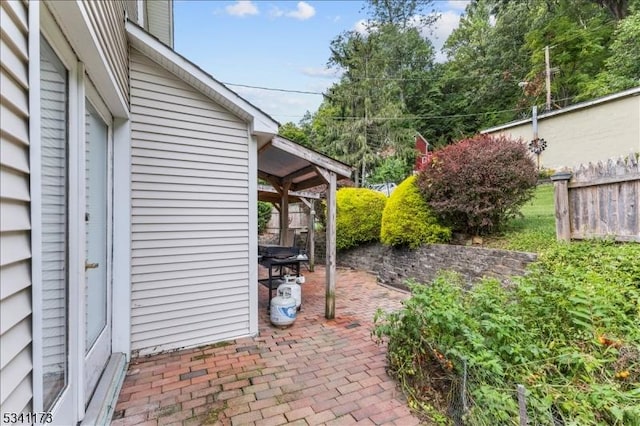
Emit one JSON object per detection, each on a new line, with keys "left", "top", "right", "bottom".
{"left": 326, "top": 106, "right": 528, "bottom": 121}
{"left": 222, "top": 82, "right": 323, "bottom": 95}
{"left": 222, "top": 68, "right": 531, "bottom": 96}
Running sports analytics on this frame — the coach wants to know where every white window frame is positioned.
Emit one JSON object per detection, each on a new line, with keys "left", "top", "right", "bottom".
{"left": 32, "top": 3, "right": 85, "bottom": 420}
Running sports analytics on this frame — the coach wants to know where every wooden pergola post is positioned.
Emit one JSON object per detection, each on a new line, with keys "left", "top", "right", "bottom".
{"left": 551, "top": 171, "right": 572, "bottom": 241}
{"left": 312, "top": 166, "right": 338, "bottom": 319}
{"left": 322, "top": 171, "right": 337, "bottom": 319}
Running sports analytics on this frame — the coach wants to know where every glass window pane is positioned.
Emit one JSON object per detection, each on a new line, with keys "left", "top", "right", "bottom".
{"left": 85, "top": 103, "right": 108, "bottom": 349}
{"left": 40, "top": 36, "right": 69, "bottom": 412}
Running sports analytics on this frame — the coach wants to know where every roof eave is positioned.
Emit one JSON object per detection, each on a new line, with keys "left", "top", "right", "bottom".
{"left": 270, "top": 136, "right": 353, "bottom": 179}
{"left": 481, "top": 86, "right": 640, "bottom": 134}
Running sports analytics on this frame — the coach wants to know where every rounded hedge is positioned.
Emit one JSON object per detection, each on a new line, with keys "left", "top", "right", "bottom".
{"left": 417, "top": 134, "right": 538, "bottom": 235}
{"left": 336, "top": 187, "right": 387, "bottom": 250}
{"left": 381, "top": 176, "right": 451, "bottom": 248}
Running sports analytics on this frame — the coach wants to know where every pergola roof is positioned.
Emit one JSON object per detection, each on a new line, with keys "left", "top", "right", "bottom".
{"left": 257, "top": 136, "right": 352, "bottom": 320}
{"left": 257, "top": 184, "right": 321, "bottom": 204}
{"left": 258, "top": 136, "right": 352, "bottom": 193}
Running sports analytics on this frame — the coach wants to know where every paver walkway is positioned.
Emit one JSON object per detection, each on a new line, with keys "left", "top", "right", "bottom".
{"left": 112, "top": 266, "right": 421, "bottom": 425}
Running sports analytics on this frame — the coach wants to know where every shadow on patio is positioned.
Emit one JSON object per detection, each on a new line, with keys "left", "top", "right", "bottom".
{"left": 111, "top": 266, "right": 421, "bottom": 426}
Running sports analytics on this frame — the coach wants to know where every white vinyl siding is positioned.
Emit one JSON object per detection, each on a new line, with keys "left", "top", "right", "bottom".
{"left": 145, "top": 0, "right": 173, "bottom": 48}
{"left": 130, "top": 51, "right": 251, "bottom": 355}
{"left": 79, "top": 0, "right": 128, "bottom": 103}
{"left": 0, "top": 0, "right": 32, "bottom": 414}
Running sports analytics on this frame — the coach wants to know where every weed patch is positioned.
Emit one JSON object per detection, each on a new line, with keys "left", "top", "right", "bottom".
{"left": 374, "top": 241, "right": 640, "bottom": 424}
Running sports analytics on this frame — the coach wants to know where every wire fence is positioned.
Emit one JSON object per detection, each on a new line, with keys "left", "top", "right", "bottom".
{"left": 445, "top": 359, "right": 564, "bottom": 426}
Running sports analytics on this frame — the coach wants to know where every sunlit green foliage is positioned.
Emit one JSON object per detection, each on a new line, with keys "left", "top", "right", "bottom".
{"left": 257, "top": 201, "right": 272, "bottom": 234}
{"left": 374, "top": 241, "right": 640, "bottom": 424}
{"left": 380, "top": 176, "right": 450, "bottom": 248}
{"left": 336, "top": 187, "right": 387, "bottom": 250}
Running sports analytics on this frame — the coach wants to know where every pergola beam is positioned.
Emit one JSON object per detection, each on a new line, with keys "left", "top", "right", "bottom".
{"left": 258, "top": 170, "right": 282, "bottom": 188}
{"left": 292, "top": 176, "right": 327, "bottom": 192}
{"left": 282, "top": 165, "right": 317, "bottom": 182}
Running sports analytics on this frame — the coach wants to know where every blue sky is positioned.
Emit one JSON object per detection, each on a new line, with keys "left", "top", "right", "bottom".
{"left": 174, "top": 1, "right": 470, "bottom": 124}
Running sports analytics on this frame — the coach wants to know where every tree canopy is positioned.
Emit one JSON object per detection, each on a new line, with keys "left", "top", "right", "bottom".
{"left": 284, "top": 0, "right": 640, "bottom": 185}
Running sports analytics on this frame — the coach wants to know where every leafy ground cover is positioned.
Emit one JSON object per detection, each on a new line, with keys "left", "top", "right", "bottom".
{"left": 374, "top": 241, "right": 640, "bottom": 425}
{"left": 374, "top": 183, "right": 640, "bottom": 424}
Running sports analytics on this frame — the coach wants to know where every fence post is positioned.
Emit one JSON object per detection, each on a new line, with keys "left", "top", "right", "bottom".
{"left": 517, "top": 384, "right": 528, "bottom": 426}
{"left": 551, "top": 171, "right": 572, "bottom": 241}
{"left": 462, "top": 359, "right": 468, "bottom": 414}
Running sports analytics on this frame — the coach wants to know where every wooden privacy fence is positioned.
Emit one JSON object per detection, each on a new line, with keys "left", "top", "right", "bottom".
{"left": 551, "top": 154, "right": 640, "bottom": 242}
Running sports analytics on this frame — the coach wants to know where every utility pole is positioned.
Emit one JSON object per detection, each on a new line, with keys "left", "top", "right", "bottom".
{"left": 545, "top": 45, "right": 551, "bottom": 111}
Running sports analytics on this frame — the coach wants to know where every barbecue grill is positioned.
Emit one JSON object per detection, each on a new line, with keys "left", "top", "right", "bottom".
{"left": 258, "top": 245, "right": 306, "bottom": 311}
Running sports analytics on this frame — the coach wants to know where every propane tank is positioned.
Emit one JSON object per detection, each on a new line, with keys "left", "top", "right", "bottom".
{"left": 270, "top": 287, "right": 297, "bottom": 327}
{"left": 279, "top": 275, "right": 302, "bottom": 310}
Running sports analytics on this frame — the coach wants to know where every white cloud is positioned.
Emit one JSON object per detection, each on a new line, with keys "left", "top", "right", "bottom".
{"left": 353, "top": 19, "right": 370, "bottom": 35}
{"left": 428, "top": 10, "right": 462, "bottom": 62}
{"left": 286, "top": 1, "right": 316, "bottom": 20}
{"left": 225, "top": 1, "right": 258, "bottom": 17}
{"left": 352, "top": 11, "right": 462, "bottom": 63}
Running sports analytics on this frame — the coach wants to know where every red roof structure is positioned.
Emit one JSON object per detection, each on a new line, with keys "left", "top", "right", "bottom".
{"left": 414, "top": 132, "right": 430, "bottom": 172}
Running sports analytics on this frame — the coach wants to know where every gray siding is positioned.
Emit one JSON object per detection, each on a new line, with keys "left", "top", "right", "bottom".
{"left": 129, "top": 51, "right": 251, "bottom": 355}
{"left": 0, "top": 0, "right": 32, "bottom": 413}
{"left": 145, "top": 0, "right": 173, "bottom": 48}
{"left": 485, "top": 94, "right": 640, "bottom": 169}
{"left": 80, "top": 0, "right": 129, "bottom": 104}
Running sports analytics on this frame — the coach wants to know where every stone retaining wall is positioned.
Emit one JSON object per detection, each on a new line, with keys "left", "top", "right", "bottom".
{"left": 315, "top": 236, "right": 537, "bottom": 290}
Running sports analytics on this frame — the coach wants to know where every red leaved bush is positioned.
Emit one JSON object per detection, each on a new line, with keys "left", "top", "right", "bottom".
{"left": 416, "top": 134, "right": 538, "bottom": 235}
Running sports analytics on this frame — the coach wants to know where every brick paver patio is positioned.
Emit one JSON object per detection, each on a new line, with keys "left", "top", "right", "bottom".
{"left": 111, "top": 266, "right": 421, "bottom": 425}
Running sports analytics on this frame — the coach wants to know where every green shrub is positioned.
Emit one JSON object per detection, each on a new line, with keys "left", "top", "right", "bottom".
{"left": 373, "top": 241, "right": 640, "bottom": 424}
{"left": 417, "top": 134, "right": 538, "bottom": 235}
{"left": 257, "top": 201, "right": 272, "bottom": 234}
{"left": 537, "top": 167, "right": 555, "bottom": 180}
{"left": 380, "top": 176, "right": 451, "bottom": 249}
{"left": 336, "top": 187, "right": 387, "bottom": 250}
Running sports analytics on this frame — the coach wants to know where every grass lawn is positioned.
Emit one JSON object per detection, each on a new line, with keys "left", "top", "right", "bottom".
{"left": 486, "top": 183, "right": 557, "bottom": 252}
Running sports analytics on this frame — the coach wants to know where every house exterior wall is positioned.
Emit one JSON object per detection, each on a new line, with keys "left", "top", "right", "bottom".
{"left": 129, "top": 50, "right": 253, "bottom": 356}
{"left": 0, "top": 0, "right": 33, "bottom": 414}
{"left": 485, "top": 94, "right": 640, "bottom": 170}
{"left": 79, "top": 0, "right": 129, "bottom": 105}
{"left": 145, "top": 0, "right": 173, "bottom": 48}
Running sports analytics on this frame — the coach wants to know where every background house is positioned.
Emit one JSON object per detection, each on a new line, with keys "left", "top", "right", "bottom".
{"left": 414, "top": 132, "right": 430, "bottom": 173}
{"left": 481, "top": 87, "right": 640, "bottom": 170}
